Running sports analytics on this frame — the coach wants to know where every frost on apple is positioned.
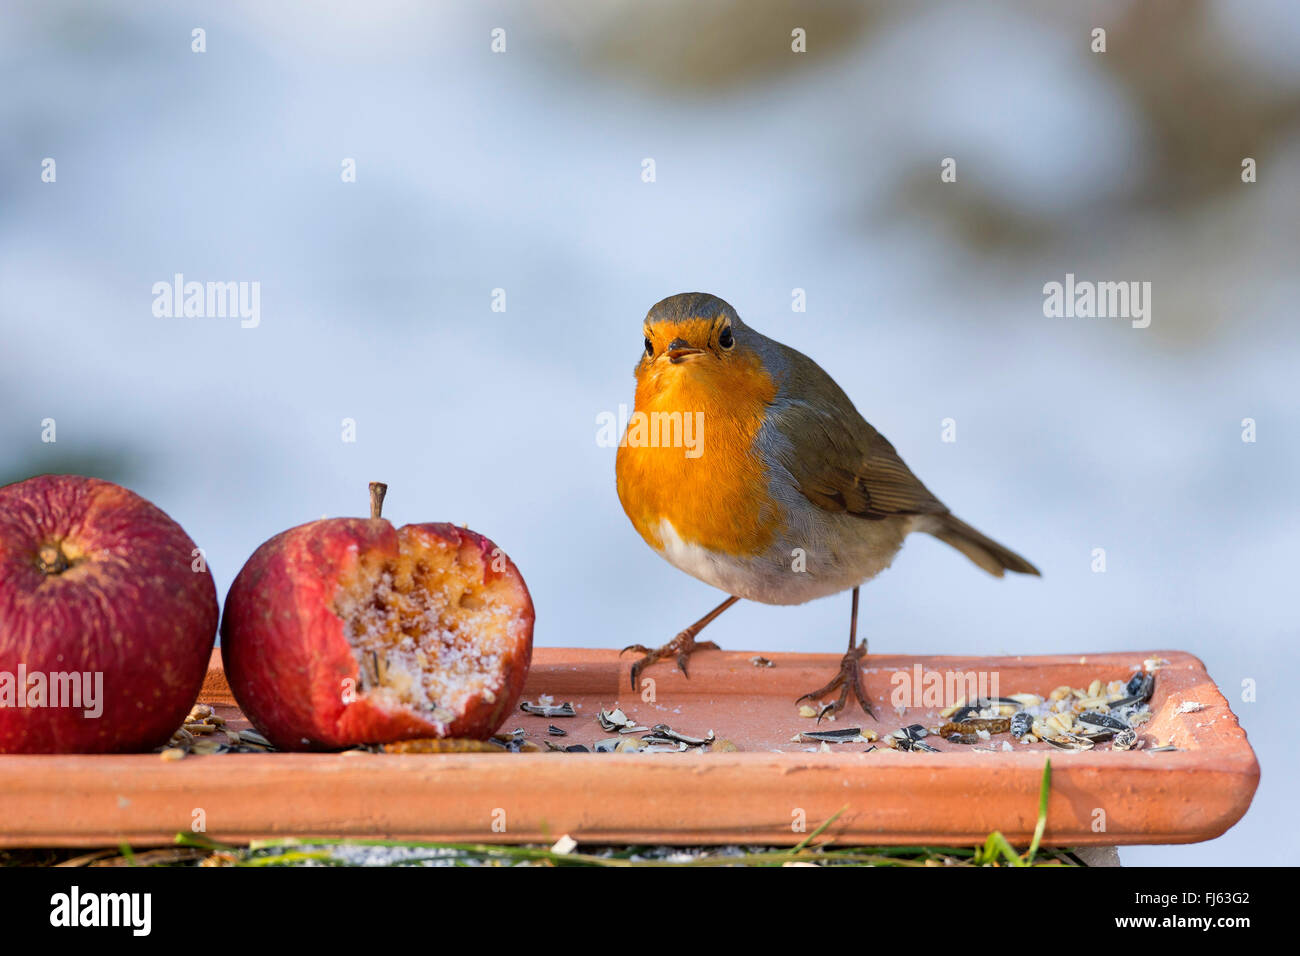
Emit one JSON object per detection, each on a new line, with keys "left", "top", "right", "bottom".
{"left": 334, "top": 525, "right": 525, "bottom": 732}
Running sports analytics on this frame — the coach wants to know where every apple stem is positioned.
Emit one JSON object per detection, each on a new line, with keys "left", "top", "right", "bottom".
{"left": 369, "top": 482, "right": 388, "bottom": 520}
{"left": 37, "top": 543, "right": 69, "bottom": 575}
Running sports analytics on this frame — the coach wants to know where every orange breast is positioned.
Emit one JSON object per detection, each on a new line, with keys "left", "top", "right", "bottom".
{"left": 615, "top": 352, "right": 780, "bottom": 557}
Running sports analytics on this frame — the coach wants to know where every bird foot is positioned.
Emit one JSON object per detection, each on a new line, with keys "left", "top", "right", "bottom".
{"left": 621, "top": 631, "right": 721, "bottom": 691}
{"left": 796, "top": 642, "right": 874, "bottom": 722}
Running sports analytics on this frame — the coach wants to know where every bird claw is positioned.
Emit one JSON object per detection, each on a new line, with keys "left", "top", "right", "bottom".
{"left": 623, "top": 632, "right": 720, "bottom": 691}
{"left": 796, "top": 643, "right": 874, "bottom": 720}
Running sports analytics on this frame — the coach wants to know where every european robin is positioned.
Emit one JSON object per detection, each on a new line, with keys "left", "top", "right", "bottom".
{"left": 615, "top": 292, "right": 1039, "bottom": 718}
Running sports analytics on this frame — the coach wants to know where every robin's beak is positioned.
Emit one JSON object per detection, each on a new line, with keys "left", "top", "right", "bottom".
{"left": 665, "top": 338, "right": 704, "bottom": 363}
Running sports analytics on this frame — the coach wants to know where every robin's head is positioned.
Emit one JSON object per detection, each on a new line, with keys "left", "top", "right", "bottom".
{"left": 637, "top": 293, "right": 748, "bottom": 374}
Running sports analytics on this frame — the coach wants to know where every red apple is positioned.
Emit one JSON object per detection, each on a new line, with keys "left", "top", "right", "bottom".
{"left": 221, "top": 483, "right": 534, "bottom": 751}
{"left": 0, "top": 474, "right": 218, "bottom": 753}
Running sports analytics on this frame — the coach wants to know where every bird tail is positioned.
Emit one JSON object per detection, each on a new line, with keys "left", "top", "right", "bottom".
{"left": 927, "top": 514, "right": 1040, "bottom": 578}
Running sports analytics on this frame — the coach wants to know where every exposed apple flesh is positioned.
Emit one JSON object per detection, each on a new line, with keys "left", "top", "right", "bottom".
{"left": 336, "top": 523, "right": 529, "bottom": 727}
{"left": 221, "top": 485, "right": 534, "bottom": 751}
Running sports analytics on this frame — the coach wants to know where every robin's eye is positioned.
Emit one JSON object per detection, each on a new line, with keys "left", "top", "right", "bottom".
{"left": 719, "top": 326, "right": 734, "bottom": 350}
{"left": 644, "top": 337, "right": 653, "bottom": 357}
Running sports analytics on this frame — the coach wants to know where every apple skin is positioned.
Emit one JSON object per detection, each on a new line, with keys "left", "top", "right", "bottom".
{"left": 0, "top": 475, "right": 218, "bottom": 754}
{"left": 221, "top": 518, "right": 534, "bottom": 752}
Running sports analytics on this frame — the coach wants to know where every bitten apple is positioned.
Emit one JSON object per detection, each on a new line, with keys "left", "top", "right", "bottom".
{"left": 0, "top": 474, "right": 218, "bottom": 753}
{"left": 221, "top": 483, "right": 534, "bottom": 751}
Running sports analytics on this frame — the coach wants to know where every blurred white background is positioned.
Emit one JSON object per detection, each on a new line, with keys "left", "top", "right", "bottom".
{"left": 3, "top": 0, "right": 1296, "bottom": 864}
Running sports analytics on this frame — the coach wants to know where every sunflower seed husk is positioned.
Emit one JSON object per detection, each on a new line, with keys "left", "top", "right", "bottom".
{"left": 597, "top": 707, "right": 634, "bottom": 732}
{"left": 520, "top": 700, "right": 577, "bottom": 718}
{"left": 1078, "top": 711, "right": 1129, "bottom": 732}
{"left": 897, "top": 738, "right": 939, "bottom": 753}
{"left": 1112, "top": 729, "right": 1137, "bottom": 751}
{"left": 646, "top": 724, "right": 716, "bottom": 747}
{"left": 800, "top": 728, "right": 872, "bottom": 744}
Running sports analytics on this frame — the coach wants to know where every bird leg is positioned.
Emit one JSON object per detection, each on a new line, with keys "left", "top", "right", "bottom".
{"left": 796, "top": 587, "right": 874, "bottom": 722}
{"left": 622, "top": 595, "right": 739, "bottom": 691}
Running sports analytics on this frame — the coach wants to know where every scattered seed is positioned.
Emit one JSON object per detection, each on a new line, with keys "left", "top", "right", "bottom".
{"left": 1125, "top": 672, "right": 1155, "bottom": 702}
{"left": 597, "top": 707, "right": 635, "bottom": 732}
{"left": 520, "top": 700, "right": 577, "bottom": 718}
{"left": 1074, "top": 696, "right": 1111, "bottom": 713}
{"left": 1112, "top": 729, "right": 1137, "bottom": 751}
{"left": 1078, "top": 711, "right": 1129, "bottom": 732}
{"left": 551, "top": 834, "right": 578, "bottom": 855}
{"left": 801, "top": 728, "right": 873, "bottom": 744}
{"left": 644, "top": 724, "right": 715, "bottom": 747}
{"left": 896, "top": 738, "right": 939, "bottom": 753}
